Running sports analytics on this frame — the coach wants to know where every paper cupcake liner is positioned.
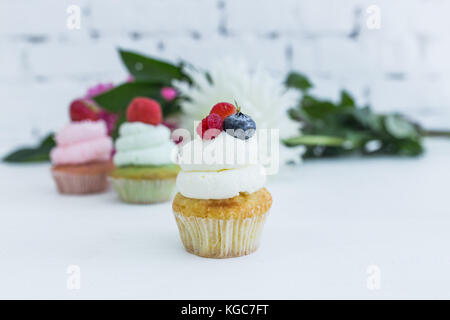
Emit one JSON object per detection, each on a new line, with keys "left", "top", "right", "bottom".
{"left": 110, "top": 177, "right": 176, "bottom": 204}
{"left": 173, "top": 211, "right": 268, "bottom": 258}
{"left": 52, "top": 170, "right": 109, "bottom": 195}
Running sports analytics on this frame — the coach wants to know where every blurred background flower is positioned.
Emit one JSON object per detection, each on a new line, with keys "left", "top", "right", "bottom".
{"left": 160, "top": 87, "right": 177, "bottom": 101}
{"left": 85, "top": 83, "right": 115, "bottom": 101}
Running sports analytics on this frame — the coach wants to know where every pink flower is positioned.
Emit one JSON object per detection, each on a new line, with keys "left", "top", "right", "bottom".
{"left": 160, "top": 87, "right": 177, "bottom": 101}
{"left": 85, "top": 83, "right": 115, "bottom": 100}
{"left": 98, "top": 110, "right": 119, "bottom": 136}
{"left": 127, "top": 75, "right": 134, "bottom": 82}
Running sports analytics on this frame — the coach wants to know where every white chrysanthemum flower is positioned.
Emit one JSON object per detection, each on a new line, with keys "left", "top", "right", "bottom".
{"left": 173, "top": 58, "right": 305, "bottom": 165}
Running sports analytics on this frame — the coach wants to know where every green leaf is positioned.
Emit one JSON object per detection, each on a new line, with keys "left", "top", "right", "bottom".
{"left": 94, "top": 81, "right": 161, "bottom": 114}
{"left": 3, "top": 133, "right": 55, "bottom": 163}
{"left": 119, "top": 49, "right": 186, "bottom": 84}
{"left": 384, "top": 114, "right": 419, "bottom": 139}
{"left": 395, "top": 139, "right": 424, "bottom": 156}
{"left": 283, "top": 135, "right": 347, "bottom": 147}
{"left": 161, "top": 98, "right": 182, "bottom": 117}
{"left": 285, "top": 72, "right": 313, "bottom": 92}
{"left": 287, "top": 107, "right": 306, "bottom": 122}
{"left": 285, "top": 71, "right": 426, "bottom": 159}
{"left": 301, "top": 95, "right": 336, "bottom": 119}
{"left": 352, "top": 107, "right": 383, "bottom": 132}
{"left": 339, "top": 90, "right": 355, "bottom": 108}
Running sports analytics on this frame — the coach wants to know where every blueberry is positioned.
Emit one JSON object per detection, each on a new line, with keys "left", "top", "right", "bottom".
{"left": 223, "top": 112, "right": 256, "bottom": 140}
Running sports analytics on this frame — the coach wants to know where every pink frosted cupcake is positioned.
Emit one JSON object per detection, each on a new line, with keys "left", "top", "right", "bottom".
{"left": 50, "top": 121, "right": 114, "bottom": 194}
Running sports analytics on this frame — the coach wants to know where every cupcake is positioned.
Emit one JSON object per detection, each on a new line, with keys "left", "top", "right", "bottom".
{"left": 110, "top": 97, "right": 179, "bottom": 203}
{"left": 172, "top": 102, "right": 272, "bottom": 258}
{"left": 50, "top": 120, "right": 114, "bottom": 194}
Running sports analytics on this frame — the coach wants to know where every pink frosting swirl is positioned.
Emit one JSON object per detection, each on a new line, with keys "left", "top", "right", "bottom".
{"left": 51, "top": 121, "right": 113, "bottom": 165}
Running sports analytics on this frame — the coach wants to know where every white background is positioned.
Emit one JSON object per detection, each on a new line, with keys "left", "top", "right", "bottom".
{"left": 1, "top": 0, "right": 450, "bottom": 154}
{"left": 1, "top": 139, "right": 450, "bottom": 299}
{"left": 1, "top": 0, "right": 450, "bottom": 299}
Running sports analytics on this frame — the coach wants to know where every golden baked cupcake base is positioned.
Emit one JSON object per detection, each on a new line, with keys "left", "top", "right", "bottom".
{"left": 172, "top": 188, "right": 272, "bottom": 258}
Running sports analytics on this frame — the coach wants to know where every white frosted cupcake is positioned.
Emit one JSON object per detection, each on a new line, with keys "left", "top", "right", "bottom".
{"left": 172, "top": 102, "right": 272, "bottom": 258}
{"left": 110, "top": 97, "right": 179, "bottom": 204}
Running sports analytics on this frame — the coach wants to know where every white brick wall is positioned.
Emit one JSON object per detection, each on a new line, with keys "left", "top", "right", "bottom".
{"left": 1, "top": 0, "right": 449, "bottom": 153}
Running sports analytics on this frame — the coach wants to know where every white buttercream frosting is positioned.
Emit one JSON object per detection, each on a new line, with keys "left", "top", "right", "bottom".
{"left": 176, "top": 132, "right": 266, "bottom": 199}
{"left": 114, "top": 122, "right": 176, "bottom": 166}
{"left": 177, "top": 132, "right": 259, "bottom": 171}
{"left": 176, "top": 164, "right": 266, "bottom": 199}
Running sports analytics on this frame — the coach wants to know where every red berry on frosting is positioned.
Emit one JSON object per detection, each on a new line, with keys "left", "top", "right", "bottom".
{"left": 203, "top": 128, "right": 222, "bottom": 140}
{"left": 197, "top": 113, "right": 223, "bottom": 140}
{"left": 126, "top": 97, "right": 162, "bottom": 125}
{"left": 196, "top": 118, "right": 208, "bottom": 139}
{"left": 206, "top": 113, "right": 223, "bottom": 131}
{"left": 210, "top": 102, "right": 237, "bottom": 120}
{"left": 70, "top": 99, "right": 100, "bottom": 122}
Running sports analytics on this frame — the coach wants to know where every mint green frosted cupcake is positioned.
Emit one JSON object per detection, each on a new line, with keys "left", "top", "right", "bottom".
{"left": 110, "top": 98, "right": 179, "bottom": 204}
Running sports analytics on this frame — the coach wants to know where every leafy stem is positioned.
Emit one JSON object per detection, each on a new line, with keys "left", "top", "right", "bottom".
{"left": 284, "top": 71, "right": 449, "bottom": 159}
{"left": 420, "top": 129, "right": 450, "bottom": 138}
{"left": 3, "top": 133, "right": 55, "bottom": 163}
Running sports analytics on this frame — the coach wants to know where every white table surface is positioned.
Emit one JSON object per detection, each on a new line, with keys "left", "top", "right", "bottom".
{"left": 1, "top": 139, "right": 449, "bottom": 300}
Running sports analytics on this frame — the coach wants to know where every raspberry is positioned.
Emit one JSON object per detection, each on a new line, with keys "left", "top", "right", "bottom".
{"left": 203, "top": 128, "right": 221, "bottom": 140}
{"left": 196, "top": 113, "right": 223, "bottom": 140}
{"left": 196, "top": 118, "right": 208, "bottom": 139}
{"left": 210, "top": 102, "right": 237, "bottom": 120}
{"left": 70, "top": 99, "right": 100, "bottom": 122}
{"left": 126, "top": 97, "right": 162, "bottom": 125}
{"left": 206, "top": 113, "right": 223, "bottom": 130}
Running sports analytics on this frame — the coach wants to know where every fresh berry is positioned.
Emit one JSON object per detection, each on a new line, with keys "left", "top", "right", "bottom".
{"left": 196, "top": 118, "right": 208, "bottom": 138}
{"left": 197, "top": 113, "right": 223, "bottom": 140}
{"left": 70, "top": 99, "right": 100, "bottom": 121}
{"left": 126, "top": 97, "right": 162, "bottom": 125}
{"left": 210, "top": 102, "right": 237, "bottom": 120}
{"left": 223, "top": 111, "right": 256, "bottom": 140}
{"left": 206, "top": 113, "right": 223, "bottom": 130}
